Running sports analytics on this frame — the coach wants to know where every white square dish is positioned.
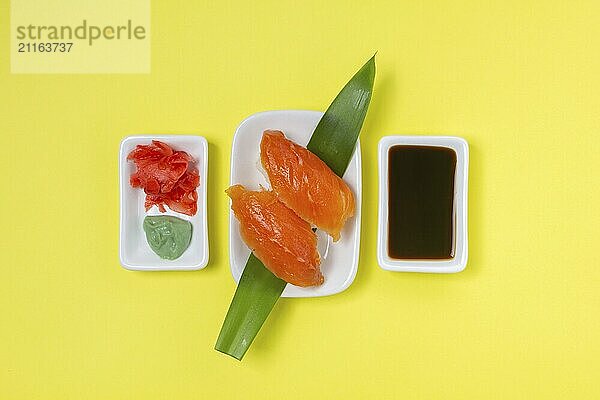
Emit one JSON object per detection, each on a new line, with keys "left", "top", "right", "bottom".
{"left": 229, "top": 110, "right": 361, "bottom": 298}
{"left": 377, "top": 136, "right": 468, "bottom": 273}
{"left": 119, "top": 135, "right": 209, "bottom": 271}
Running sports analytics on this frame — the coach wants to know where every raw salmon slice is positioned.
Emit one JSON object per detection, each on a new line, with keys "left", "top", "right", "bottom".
{"left": 227, "top": 185, "right": 323, "bottom": 287}
{"left": 260, "top": 130, "right": 355, "bottom": 242}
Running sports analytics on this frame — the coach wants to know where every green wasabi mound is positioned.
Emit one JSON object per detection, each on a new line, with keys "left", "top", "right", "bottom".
{"left": 143, "top": 216, "right": 192, "bottom": 260}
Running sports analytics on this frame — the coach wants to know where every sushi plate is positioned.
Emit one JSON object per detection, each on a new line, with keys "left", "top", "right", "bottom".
{"left": 229, "top": 110, "right": 362, "bottom": 298}
{"left": 119, "top": 135, "right": 209, "bottom": 271}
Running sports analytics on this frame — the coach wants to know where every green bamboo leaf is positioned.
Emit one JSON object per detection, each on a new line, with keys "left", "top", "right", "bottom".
{"left": 308, "top": 54, "right": 376, "bottom": 175}
{"left": 215, "top": 55, "right": 376, "bottom": 360}
{"left": 215, "top": 254, "right": 286, "bottom": 360}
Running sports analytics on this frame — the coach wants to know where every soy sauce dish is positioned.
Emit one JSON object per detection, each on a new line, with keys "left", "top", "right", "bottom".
{"left": 377, "top": 136, "right": 468, "bottom": 273}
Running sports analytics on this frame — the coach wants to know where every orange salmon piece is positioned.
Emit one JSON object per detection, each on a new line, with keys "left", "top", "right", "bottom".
{"left": 260, "top": 130, "right": 355, "bottom": 241}
{"left": 227, "top": 185, "right": 323, "bottom": 287}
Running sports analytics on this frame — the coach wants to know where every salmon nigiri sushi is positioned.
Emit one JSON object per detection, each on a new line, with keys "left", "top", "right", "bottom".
{"left": 226, "top": 185, "right": 323, "bottom": 287}
{"left": 260, "top": 130, "right": 355, "bottom": 242}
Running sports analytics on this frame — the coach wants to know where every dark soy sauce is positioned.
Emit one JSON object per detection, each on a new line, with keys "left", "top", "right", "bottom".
{"left": 388, "top": 145, "right": 457, "bottom": 259}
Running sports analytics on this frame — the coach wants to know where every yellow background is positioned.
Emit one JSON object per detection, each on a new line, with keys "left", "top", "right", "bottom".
{"left": 1, "top": 0, "right": 599, "bottom": 398}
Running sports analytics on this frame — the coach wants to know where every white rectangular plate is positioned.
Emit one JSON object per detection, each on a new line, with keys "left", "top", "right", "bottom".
{"left": 119, "top": 135, "right": 209, "bottom": 271}
{"left": 229, "top": 110, "right": 361, "bottom": 297}
{"left": 377, "top": 136, "right": 468, "bottom": 273}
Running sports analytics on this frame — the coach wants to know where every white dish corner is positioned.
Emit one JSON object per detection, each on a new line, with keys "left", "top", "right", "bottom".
{"left": 119, "top": 135, "right": 209, "bottom": 271}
